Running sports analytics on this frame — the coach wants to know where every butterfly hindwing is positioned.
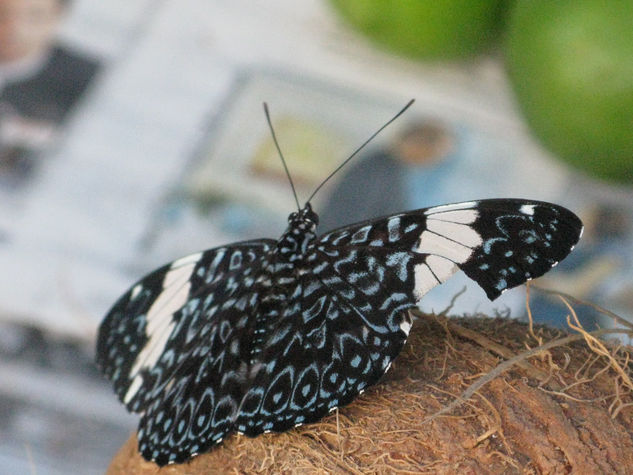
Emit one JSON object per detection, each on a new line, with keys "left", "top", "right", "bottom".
{"left": 234, "top": 255, "right": 410, "bottom": 437}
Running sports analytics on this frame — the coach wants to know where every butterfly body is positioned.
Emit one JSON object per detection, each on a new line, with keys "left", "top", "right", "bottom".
{"left": 97, "top": 198, "right": 582, "bottom": 466}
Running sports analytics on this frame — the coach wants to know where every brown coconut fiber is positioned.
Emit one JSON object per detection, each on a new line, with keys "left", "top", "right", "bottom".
{"left": 106, "top": 292, "right": 633, "bottom": 474}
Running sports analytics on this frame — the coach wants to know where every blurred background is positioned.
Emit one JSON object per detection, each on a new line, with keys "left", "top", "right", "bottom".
{"left": 0, "top": 0, "right": 631, "bottom": 472}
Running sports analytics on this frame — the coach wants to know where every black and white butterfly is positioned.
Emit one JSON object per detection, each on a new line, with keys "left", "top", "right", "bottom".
{"left": 96, "top": 102, "right": 583, "bottom": 466}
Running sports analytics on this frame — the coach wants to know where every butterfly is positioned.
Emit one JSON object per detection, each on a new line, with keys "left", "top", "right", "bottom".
{"left": 96, "top": 102, "right": 583, "bottom": 466}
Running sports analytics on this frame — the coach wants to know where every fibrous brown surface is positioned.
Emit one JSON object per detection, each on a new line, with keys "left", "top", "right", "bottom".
{"left": 107, "top": 313, "right": 633, "bottom": 474}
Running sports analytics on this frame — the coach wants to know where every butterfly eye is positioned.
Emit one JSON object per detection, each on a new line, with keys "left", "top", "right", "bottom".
{"left": 288, "top": 212, "right": 298, "bottom": 222}
{"left": 305, "top": 211, "right": 319, "bottom": 226}
{"left": 297, "top": 203, "right": 319, "bottom": 226}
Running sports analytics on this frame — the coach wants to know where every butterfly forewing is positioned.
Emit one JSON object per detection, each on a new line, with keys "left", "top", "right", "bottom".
{"left": 319, "top": 199, "right": 582, "bottom": 302}
{"left": 452, "top": 200, "right": 583, "bottom": 298}
{"left": 96, "top": 240, "right": 275, "bottom": 463}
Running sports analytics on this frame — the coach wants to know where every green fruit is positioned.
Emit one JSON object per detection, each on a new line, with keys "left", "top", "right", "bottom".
{"left": 329, "top": 0, "right": 508, "bottom": 59}
{"left": 506, "top": 0, "right": 633, "bottom": 184}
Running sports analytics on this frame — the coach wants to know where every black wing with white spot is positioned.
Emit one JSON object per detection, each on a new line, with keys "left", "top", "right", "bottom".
{"left": 96, "top": 240, "right": 274, "bottom": 464}
{"left": 318, "top": 198, "right": 583, "bottom": 303}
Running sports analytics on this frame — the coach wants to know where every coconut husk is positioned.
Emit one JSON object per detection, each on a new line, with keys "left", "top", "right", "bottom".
{"left": 106, "top": 301, "right": 633, "bottom": 474}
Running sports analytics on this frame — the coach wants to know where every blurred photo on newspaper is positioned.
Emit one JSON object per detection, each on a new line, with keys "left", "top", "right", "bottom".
{"left": 0, "top": 0, "right": 102, "bottom": 198}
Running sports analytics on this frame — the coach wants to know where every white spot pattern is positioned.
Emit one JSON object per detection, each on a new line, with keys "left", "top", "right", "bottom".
{"left": 413, "top": 255, "right": 457, "bottom": 301}
{"left": 416, "top": 231, "right": 474, "bottom": 263}
{"left": 124, "top": 252, "right": 202, "bottom": 404}
{"left": 399, "top": 319, "right": 412, "bottom": 336}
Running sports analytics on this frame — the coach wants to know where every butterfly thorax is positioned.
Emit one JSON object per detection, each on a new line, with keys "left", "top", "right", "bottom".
{"left": 260, "top": 204, "right": 319, "bottom": 308}
{"left": 275, "top": 204, "right": 319, "bottom": 262}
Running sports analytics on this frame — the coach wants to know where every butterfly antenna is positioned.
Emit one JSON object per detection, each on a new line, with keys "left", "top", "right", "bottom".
{"left": 306, "top": 98, "right": 415, "bottom": 205}
{"left": 264, "top": 102, "right": 301, "bottom": 211}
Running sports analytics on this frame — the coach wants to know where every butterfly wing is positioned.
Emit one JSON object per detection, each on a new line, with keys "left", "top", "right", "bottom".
{"left": 318, "top": 198, "right": 583, "bottom": 302}
{"left": 233, "top": 199, "right": 582, "bottom": 437}
{"left": 96, "top": 239, "right": 275, "bottom": 465}
{"left": 233, "top": 256, "right": 410, "bottom": 437}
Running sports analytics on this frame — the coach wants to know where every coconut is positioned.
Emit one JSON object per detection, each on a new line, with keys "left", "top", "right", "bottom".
{"left": 106, "top": 307, "right": 633, "bottom": 474}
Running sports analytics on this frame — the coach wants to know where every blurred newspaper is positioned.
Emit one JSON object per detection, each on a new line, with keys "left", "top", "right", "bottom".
{"left": 0, "top": 0, "right": 631, "bottom": 343}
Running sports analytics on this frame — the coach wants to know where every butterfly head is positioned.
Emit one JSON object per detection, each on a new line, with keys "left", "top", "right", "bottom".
{"left": 288, "top": 203, "right": 319, "bottom": 231}
{"left": 279, "top": 203, "right": 319, "bottom": 257}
